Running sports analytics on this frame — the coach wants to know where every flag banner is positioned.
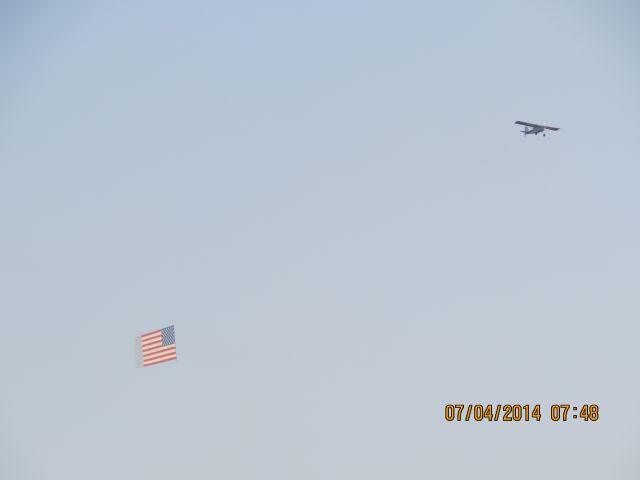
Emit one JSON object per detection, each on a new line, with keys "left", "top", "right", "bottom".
{"left": 138, "top": 325, "right": 177, "bottom": 367}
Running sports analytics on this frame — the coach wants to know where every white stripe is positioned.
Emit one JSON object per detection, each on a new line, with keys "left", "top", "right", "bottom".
{"left": 143, "top": 346, "right": 176, "bottom": 361}
{"left": 141, "top": 331, "right": 162, "bottom": 340}
{"left": 141, "top": 333, "right": 162, "bottom": 343}
{"left": 142, "top": 341, "right": 162, "bottom": 351}
{"left": 144, "top": 352, "right": 177, "bottom": 366}
{"left": 142, "top": 344, "right": 167, "bottom": 355}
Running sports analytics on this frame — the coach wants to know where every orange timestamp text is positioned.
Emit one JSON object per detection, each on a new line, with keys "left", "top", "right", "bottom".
{"left": 444, "top": 404, "right": 599, "bottom": 422}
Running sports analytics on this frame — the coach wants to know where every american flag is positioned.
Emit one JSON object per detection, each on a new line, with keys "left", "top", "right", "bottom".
{"left": 140, "top": 325, "right": 177, "bottom": 367}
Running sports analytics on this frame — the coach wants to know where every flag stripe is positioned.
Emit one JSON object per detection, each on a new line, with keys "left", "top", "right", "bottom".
{"left": 142, "top": 335, "right": 161, "bottom": 344}
{"left": 142, "top": 342, "right": 162, "bottom": 351}
{"left": 144, "top": 354, "right": 177, "bottom": 366}
{"left": 141, "top": 331, "right": 161, "bottom": 341}
{"left": 142, "top": 344, "right": 166, "bottom": 355}
{"left": 144, "top": 350, "right": 177, "bottom": 362}
{"left": 144, "top": 347, "right": 176, "bottom": 361}
{"left": 146, "top": 349, "right": 177, "bottom": 358}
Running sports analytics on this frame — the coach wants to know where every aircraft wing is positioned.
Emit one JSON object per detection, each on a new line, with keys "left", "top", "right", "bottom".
{"left": 515, "top": 120, "right": 541, "bottom": 128}
{"left": 515, "top": 120, "right": 559, "bottom": 131}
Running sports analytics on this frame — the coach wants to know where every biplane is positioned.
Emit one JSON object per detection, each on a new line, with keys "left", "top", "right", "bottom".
{"left": 515, "top": 121, "right": 560, "bottom": 136}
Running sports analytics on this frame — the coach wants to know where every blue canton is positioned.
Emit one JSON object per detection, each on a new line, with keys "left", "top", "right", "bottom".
{"left": 161, "top": 325, "right": 176, "bottom": 346}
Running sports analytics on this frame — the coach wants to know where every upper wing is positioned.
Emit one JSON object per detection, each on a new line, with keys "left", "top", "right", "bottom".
{"left": 515, "top": 120, "right": 541, "bottom": 128}
{"left": 515, "top": 121, "right": 560, "bottom": 131}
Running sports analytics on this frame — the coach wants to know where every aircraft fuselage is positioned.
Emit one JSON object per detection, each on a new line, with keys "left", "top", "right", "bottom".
{"left": 522, "top": 126, "right": 545, "bottom": 135}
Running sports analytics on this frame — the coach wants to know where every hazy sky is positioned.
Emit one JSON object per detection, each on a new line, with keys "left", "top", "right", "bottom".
{"left": 2, "top": 1, "right": 640, "bottom": 478}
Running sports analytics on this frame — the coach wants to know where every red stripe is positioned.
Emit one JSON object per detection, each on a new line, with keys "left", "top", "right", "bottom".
{"left": 145, "top": 350, "right": 176, "bottom": 362}
{"left": 141, "top": 330, "right": 161, "bottom": 340}
{"left": 142, "top": 341, "right": 162, "bottom": 351}
{"left": 144, "top": 357, "right": 176, "bottom": 367}
{"left": 144, "top": 353, "right": 177, "bottom": 366}
{"left": 141, "top": 334, "right": 161, "bottom": 344}
{"left": 142, "top": 344, "right": 166, "bottom": 355}
{"left": 143, "top": 346, "right": 176, "bottom": 361}
{"left": 143, "top": 345, "right": 175, "bottom": 356}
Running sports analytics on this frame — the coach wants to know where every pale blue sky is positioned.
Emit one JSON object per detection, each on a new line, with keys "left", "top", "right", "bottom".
{"left": 2, "top": 1, "right": 640, "bottom": 478}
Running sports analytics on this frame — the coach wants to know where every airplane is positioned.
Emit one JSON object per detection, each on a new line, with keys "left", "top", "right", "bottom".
{"left": 515, "top": 121, "right": 560, "bottom": 137}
